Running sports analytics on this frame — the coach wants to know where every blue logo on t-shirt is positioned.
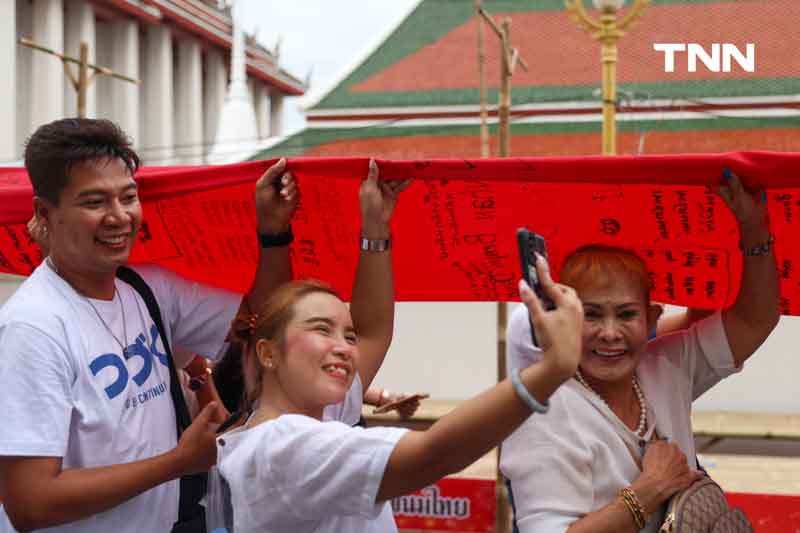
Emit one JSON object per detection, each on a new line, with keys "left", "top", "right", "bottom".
{"left": 89, "top": 324, "right": 169, "bottom": 399}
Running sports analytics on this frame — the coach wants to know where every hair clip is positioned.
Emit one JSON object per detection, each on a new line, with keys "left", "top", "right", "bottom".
{"left": 248, "top": 314, "right": 258, "bottom": 337}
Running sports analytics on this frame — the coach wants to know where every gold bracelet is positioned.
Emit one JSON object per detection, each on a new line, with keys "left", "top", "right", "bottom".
{"left": 620, "top": 494, "right": 645, "bottom": 529}
{"left": 620, "top": 487, "right": 647, "bottom": 529}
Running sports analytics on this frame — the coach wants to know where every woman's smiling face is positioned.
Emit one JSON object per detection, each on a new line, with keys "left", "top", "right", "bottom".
{"left": 277, "top": 291, "right": 359, "bottom": 410}
{"left": 557, "top": 245, "right": 660, "bottom": 388}
{"left": 577, "top": 276, "right": 655, "bottom": 385}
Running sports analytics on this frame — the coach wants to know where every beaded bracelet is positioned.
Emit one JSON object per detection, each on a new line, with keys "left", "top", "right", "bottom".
{"left": 620, "top": 487, "right": 647, "bottom": 529}
{"left": 741, "top": 234, "right": 774, "bottom": 256}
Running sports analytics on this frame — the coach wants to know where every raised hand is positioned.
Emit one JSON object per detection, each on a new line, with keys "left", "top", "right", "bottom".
{"left": 716, "top": 169, "right": 768, "bottom": 231}
{"left": 254, "top": 158, "right": 299, "bottom": 235}
{"left": 519, "top": 256, "right": 583, "bottom": 378}
{"left": 359, "top": 159, "right": 412, "bottom": 239}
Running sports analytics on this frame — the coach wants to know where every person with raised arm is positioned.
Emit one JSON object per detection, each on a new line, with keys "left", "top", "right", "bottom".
{"left": 501, "top": 171, "right": 779, "bottom": 532}
{"left": 0, "top": 118, "right": 297, "bottom": 533}
{"left": 216, "top": 269, "right": 582, "bottom": 532}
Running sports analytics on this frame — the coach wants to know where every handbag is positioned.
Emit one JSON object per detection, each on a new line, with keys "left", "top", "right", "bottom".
{"left": 659, "top": 477, "right": 753, "bottom": 533}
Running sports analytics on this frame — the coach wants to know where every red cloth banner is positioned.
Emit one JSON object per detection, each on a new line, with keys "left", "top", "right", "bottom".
{"left": 392, "top": 478, "right": 495, "bottom": 533}
{"left": 1, "top": 153, "right": 799, "bottom": 313}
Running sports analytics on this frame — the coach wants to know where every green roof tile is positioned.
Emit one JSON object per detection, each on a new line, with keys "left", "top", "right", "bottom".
{"left": 252, "top": 115, "right": 800, "bottom": 159}
{"left": 312, "top": 0, "right": 796, "bottom": 110}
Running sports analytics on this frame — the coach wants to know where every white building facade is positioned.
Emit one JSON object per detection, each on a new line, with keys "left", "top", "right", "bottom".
{"left": 1, "top": 0, "right": 305, "bottom": 165}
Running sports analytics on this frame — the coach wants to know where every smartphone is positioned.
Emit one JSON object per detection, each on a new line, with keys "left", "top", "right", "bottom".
{"left": 372, "top": 393, "right": 429, "bottom": 415}
{"left": 516, "top": 228, "right": 555, "bottom": 347}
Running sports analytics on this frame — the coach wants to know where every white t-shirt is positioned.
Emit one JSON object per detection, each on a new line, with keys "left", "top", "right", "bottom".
{"left": 0, "top": 261, "right": 240, "bottom": 533}
{"left": 501, "top": 306, "right": 739, "bottom": 533}
{"left": 217, "top": 396, "right": 408, "bottom": 533}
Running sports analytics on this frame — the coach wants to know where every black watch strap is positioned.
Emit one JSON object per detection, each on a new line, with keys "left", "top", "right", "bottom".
{"left": 258, "top": 226, "right": 294, "bottom": 248}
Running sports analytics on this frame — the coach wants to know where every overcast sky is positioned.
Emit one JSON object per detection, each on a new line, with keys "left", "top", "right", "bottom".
{"left": 238, "top": 1, "right": 420, "bottom": 133}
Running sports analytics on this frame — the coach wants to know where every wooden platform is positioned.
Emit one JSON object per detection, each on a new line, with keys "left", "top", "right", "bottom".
{"left": 364, "top": 400, "right": 800, "bottom": 495}
{"left": 364, "top": 399, "right": 459, "bottom": 430}
{"left": 701, "top": 453, "right": 800, "bottom": 495}
{"left": 691, "top": 410, "right": 800, "bottom": 441}
{"left": 365, "top": 400, "right": 800, "bottom": 441}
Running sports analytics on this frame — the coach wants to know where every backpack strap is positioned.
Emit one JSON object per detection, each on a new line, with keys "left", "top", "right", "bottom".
{"left": 116, "top": 266, "right": 207, "bottom": 529}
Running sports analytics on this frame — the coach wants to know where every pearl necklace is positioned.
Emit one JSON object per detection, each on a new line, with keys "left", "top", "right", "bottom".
{"left": 575, "top": 369, "right": 647, "bottom": 437}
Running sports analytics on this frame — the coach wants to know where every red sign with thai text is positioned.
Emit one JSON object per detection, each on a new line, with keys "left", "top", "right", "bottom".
{"left": 2, "top": 153, "right": 799, "bottom": 313}
{"left": 393, "top": 478, "right": 495, "bottom": 533}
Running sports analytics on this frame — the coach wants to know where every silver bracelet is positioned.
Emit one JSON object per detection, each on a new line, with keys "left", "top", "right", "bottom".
{"left": 360, "top": 236, "right": 391, "bottom": 252}
{"left": 510, "top": 368, "right": 549, "bottom": 414}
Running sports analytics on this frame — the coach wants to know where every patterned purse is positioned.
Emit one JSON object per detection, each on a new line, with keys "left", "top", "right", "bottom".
{"left": 659, "top": 478, "right": 754, "bottom": 533}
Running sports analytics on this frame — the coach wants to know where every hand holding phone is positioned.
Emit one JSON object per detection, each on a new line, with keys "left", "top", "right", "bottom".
{"left": 517, "top": 228, "right": 555, "bottom": 347}
{"left": 372, "top": 393, "right": 429, "bottom": 416}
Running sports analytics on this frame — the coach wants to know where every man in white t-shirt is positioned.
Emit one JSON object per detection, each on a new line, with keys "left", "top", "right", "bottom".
{"left": 0, "top": 118, "right": 298, "bottom": 532}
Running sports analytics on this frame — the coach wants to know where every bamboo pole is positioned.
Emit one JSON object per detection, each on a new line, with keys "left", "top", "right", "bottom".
{"left": 496, "top": 20, "right": 512, "bottom": 527}
{"left": 77, "top": 42, "right": 89, "bottom": 119}
{"left": 18, "top": 37, "right": 139, "bottom": 119}
{"left": 498, "top": 18, "right": 512, "bottom": 157}
{"left": 476, "top": 0, "right": 490, "bottom": 158}
{"left": 476, "top": 10, "right": 528, "bottom": 531}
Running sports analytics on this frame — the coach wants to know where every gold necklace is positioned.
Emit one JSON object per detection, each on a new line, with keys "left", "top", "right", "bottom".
{"left": 47, "top": 257, "right": 129, "bottom": 357}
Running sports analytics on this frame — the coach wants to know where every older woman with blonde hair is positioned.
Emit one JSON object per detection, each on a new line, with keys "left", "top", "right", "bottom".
{"left": 501, "top": 171, "right": 779, "bottom": 532}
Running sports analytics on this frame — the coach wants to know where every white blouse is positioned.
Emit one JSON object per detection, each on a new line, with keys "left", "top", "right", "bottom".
{"left": 217, "top": 415, "right": 407, "bottom": 533}
{"left": 501, "top": 309, "right": 739, "bottom": 532}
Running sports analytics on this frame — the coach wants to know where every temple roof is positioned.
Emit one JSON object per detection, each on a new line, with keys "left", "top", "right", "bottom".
{"left": 308, "top": 0, "right": 799, "bottom": 112}
{"left": 254, "top": 116, "right": 799, "bottom": 159}
{"left": 98, "top": 0, "right": 305, "bottom": 95}
{"left": 254, "top": 0, "right": 799, "bottom": 160}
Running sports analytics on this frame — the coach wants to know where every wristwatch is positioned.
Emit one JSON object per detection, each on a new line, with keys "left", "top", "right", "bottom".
{"left": 360, "top": 236, "right": 391, "bottom": 252}
{"left": 258, "top": 226, "right": 294, "bottom": 248}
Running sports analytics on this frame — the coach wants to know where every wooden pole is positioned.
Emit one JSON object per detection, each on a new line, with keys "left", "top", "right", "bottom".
{"left": 495, "top": 20, "right": 512, "bottom": 533}
{"left": 18, "top": 37, "right": 139, "bottom": 120}
{"left": 475, "top": 10, "right": 527, "bottom": 532}
{"left": 77, "top": 42, "right": 89, "bottom": 119}
{"left": 476, "top": 0, "right": 490, "bottom": 158}
{"left": 498, "top": 18, "right": 512, "bottom": 158}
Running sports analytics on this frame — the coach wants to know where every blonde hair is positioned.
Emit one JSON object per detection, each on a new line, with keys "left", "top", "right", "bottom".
{"left": 559, "top": 245, "right": 651, "bottom": 305}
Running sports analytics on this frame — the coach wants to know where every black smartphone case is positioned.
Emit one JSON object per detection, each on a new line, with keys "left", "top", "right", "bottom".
{"left": 516, "top": 228, "right": 555, "bottom": 347}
